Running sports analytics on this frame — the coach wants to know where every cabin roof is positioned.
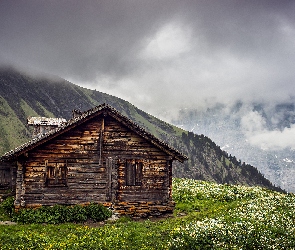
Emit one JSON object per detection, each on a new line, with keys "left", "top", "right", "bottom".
{"left": 0, "top": 103, "right": 188, "bottom": 163}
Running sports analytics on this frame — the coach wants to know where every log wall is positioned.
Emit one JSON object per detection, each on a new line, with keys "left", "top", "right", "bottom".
{"left": 13, "top": 114, "right": 173, "bottom": 216}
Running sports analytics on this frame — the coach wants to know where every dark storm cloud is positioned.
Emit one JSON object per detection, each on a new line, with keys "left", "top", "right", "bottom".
{"left": 0, "top": 0, "right": 181, "bottom": 80}
{"left": 1, "top": 0, "right": 295, "bottom": 116}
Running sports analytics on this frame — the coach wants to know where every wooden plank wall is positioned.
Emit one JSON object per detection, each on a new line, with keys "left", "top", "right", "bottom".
{"left": 21, "top": 118, "right": 107, "bottom": 206}
{"left": 103, "top": 117, "right": 170, "bottom": 203}
{"left": 19, "top": 114, "right": 172, "bottom": 209}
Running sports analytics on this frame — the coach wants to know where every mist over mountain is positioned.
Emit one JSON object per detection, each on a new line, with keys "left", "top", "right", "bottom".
{"left": 0, "top": 66, "right": 283, "bottom": 193}
{"left": 1, "top": 1, "right": 295, "bottom": 118}
{"left": 171, "top": 102, "right": 295, "bottom": 192}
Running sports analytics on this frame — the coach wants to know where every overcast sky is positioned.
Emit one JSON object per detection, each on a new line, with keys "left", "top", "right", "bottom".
{"left": 1, "top": 0, "right": 295, "bottom": 119}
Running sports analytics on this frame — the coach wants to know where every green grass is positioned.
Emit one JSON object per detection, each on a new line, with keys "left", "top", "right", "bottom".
{"left": 20, "top": 99, "right": 39, "bottom": 118}
{"left": 0, "top": 96, "right": 29, "bottom": 153}
{"left": 36, "top": 102, "right": 55, "bottom": 118}
{"left": 1, "top": 178, "right": 294, "bottom": 249}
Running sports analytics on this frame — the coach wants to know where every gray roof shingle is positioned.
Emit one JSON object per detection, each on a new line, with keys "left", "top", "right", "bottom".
{"left": 1, "top": 103, "right": 188, "bottom": 163}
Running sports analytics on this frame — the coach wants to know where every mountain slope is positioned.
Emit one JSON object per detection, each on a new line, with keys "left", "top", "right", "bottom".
{"left": 0, "top": 66, "right": 283, "bottom": 192}
{"left": 171, "top": 103, "right": 295, "bottom": 192}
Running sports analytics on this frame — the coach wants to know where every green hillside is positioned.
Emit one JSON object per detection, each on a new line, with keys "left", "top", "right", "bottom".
{"left": 0, "top": 178, "right": 294, "bottom": 249}
{"left": 0, "top": 66, "right": 283, "bottom": 191}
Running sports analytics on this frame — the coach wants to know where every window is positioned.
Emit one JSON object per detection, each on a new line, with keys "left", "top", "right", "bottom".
{"left": 0, "top": 169, "right": 10, "bottom": 189}
{"left": 125, "top": 159, "right": 143, "bottom": 186}
{"left": 45, "top": 160, "right": 67, "bottom": 187}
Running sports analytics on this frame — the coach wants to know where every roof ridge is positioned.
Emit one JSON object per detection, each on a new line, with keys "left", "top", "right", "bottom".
{"left": 1, "top": 103, "right": 187, "bottom": 162}
{"left": 1, "top": 103, "right": 110, "bottom": 160}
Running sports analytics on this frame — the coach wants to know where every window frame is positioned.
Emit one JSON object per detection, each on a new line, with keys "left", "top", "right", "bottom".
{"left": 125, "top": 159, "right": 143, "bottom": 186}
{"left": 45, "top": 160, "right": 68, "bottom": 187}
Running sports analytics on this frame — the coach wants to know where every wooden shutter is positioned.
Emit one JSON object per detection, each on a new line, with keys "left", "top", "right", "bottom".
{"left": 135, "top": 162, "right": 143, "bottom": 185}
{"left": 126, "top": 160, "right": 142, "bottom": 186}
{"left": 126, "top": 160, "right": 135, "bottom": 186}
{"left": 46, "top": 161, "right": 67, "bottom": 187}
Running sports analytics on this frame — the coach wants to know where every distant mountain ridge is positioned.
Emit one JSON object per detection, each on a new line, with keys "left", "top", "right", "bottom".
{"left": 172, "top": 102, "right": 295, "bottom": 192}
{"left": 0, "top": 66, "right": 284, "bottom": 192}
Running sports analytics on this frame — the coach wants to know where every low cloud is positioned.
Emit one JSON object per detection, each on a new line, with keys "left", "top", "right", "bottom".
{"left": 140, "top": 22, "right": 192, "bottom": 60}
{"left": 1, "top": 1, "right": 295, "bottom": 118}
{"left": 241, "top": 110, "right": 295, "bottom": 150}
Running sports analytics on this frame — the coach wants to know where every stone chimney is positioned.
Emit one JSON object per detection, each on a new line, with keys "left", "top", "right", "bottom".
{"left": 27, "top": 117, "right": 67, "bottom": 138}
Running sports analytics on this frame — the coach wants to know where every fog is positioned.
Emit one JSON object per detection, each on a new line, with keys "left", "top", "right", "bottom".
{"left": 1, "top": 0, "right": 295, "bottom": 150}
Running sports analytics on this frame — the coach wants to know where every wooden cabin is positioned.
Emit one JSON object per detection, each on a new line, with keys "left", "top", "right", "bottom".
{"left": 0, "top": 104, "right": 187, "bottom": 217}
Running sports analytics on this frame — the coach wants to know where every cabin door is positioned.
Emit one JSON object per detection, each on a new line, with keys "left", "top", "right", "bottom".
{"left": 106, "top": 157, "right": 118, "bottom": 202}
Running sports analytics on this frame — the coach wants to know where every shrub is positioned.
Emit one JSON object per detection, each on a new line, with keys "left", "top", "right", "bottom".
{"left": 86, "top": 203, "right": 112, "bottom": 222}
{"left": 12, "top": 203, "right": 112, "bottom": 224}
{"left": 0, "top": 196, "right": 14, "bottom": 217}
{"left": 67, "top": 204, "right": 88, "bottom": 223}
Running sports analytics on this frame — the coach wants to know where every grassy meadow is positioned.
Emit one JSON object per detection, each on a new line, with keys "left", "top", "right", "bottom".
{"left": 0, "top": 178, "right": 294, "bottom": 249}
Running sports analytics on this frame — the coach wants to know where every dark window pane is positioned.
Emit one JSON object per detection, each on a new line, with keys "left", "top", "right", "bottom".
{"left": 125, "top": 160, "right": 142, "bottom": 186}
